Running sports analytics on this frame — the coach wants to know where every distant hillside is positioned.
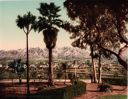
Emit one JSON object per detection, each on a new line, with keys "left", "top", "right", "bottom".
{"left": 0, "top": 47, "right": 90, "bottom": 60}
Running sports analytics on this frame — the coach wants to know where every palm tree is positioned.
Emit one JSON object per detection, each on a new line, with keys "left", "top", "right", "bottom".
{"left": 16, "top": 12, "right": 36, "bottom": 94}
{"left": 35, "top": 2, "right": 63, "bottom": 86}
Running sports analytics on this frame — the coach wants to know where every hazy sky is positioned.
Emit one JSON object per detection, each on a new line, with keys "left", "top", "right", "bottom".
{"left": 0, "top": 0, "right": 73, "bottom": 50}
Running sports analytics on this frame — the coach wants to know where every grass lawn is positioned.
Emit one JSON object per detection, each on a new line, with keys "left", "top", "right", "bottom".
{"left": 100, "top": 95, "right": 127, "bottom": 99}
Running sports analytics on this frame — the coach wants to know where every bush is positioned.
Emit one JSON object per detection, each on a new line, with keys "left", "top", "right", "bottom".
{"left": 64, "top": 81, "right": 86, "bottom": 99}
{"left": 30, "top": 81, "right": 86, "bottom": 99}
{"left": 102, "top": 77, "right": 127, "bottom": 86}
{"left": 100, "top": 95, "right": 127, "bottom": 99}
{"left": 98, "top": 83, "right": 113, "bottom": 92}
{"left": 68, "top": 73, "right": 79, "bottom": 85}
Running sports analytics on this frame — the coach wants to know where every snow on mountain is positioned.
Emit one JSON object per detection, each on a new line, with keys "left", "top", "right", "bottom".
{"left": 0, "top": 47, "right": 90, "bottom": 60}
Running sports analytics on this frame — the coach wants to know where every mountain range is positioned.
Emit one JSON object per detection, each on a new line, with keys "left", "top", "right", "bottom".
{"left": 0, "top": 47, "right": 90, "bottom": 60}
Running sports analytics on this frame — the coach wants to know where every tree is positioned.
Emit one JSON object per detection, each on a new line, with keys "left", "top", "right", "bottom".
{"left": 61, "top": 62, "right": 68, "bottom": 84}
{"left": 93, "top": 47, "right": 112, "bottom": 83}
{"left": 8, "top": 59, "right": 25, "bottom": 84}
{"left": 63, "top": 0, "right": 128, "bottom": 70}
{"left": 16, "top": 12, "right": 36, "bottom": 94}
{"left": 85, "top": 60, "right": 91, "bottom": 67}
{"left": 0, "top": 62, "right": 7, "bottom": 75}
{"left": 34, "top": 2, "right": 63, "bottom": 86}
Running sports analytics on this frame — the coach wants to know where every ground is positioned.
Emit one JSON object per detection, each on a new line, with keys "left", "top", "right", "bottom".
{"left": 0, "top": 80, "right": 127, "bottom": 99}
{"left": 74, "top": 83, "right": 127, "bottom": 99}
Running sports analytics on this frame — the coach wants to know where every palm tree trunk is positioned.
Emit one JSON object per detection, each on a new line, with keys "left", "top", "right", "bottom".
{"left": 19, "top": 75, "right": 22, "bottom": 84}
{"left": 64, "top": 69, "right": 66, "bottom": 84}
{"left": 91, "top": 45, "right": 97, "bottom": 83}
{"left": 26, "top": 34, "right": 30, "bottom": 95}
{"left": 48, "top": 48, "right": 54, "bottom": 86}
{"left": 98, "top": 53, "right": 102, "bottom": 83}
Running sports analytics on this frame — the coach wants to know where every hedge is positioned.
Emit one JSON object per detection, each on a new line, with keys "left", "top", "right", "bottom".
{"left": 100, "top": 95, "right": 127, "bottom": 99}
{"left": 102, "top": 77, "right": 127, "bottom": 86}
{"left": 30, "top": 81, "right": 86, "bottom": 99}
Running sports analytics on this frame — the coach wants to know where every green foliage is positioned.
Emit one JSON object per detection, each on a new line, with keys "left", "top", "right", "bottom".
{"left": 36, "top": 2, "right": 62, "bottom": 32}
{"left": 102, "top": 77, "right": 127, "bottom": 86}
{"left": 38, "top": 3, "right": 61, "bottom": 20}
{"left": 71, "top": 81, "right": 86, "bottom": 96}
{"left": 0, "top": 71, "right": 17, "bottom": 80}
{"left": 8, "top": 59, "right": 25, "bottom": 75}
{"left": 34, "top": 2, "right": 65, "bottom": 86}
{"left": 61, "top": 62, "right": 67, "bottom": 70}
{"left": 16, "top": 12, "right": 36, "bottom": 31}
{"left": 63, "top": 0, "right": 128, "bottom": 70}
{"left": 43, "top": 28, "right": 58, "bottom": 49}
{"left": 100, "top": 95, "right": 127, "bottom": 99}
{"left": 30, "top": 81, "right": 86, "bottom": 99}
{"left": 98, "top": 83, "right": 113, "bottom": 92}
{"left": 56, "top": 72, "right": 63, "bottom": 79}
{"left": 8, "top": 59, "right": 25, "bottom": 83}
{"left": 113, "top": 72, "right": 119, "bottom": 77}
{"left": 68, "top": 73, "right": 78, "bottom": 85}
{"left": 85, "top": 60, "right": 92, "bottom": 67}
{"left": 35, "top": 2, "right": 64, "bottom": 49}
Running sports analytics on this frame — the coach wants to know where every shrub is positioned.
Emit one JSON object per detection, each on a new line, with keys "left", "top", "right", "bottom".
{"left": 30, "top": 81, "right": 86, "bottom": 99}
{"left": 98, "top": 83, "right": 113, "bottom": 92}
{"left": 102, "top": 77, "right": 127, "bottom": 86}
{"left": 63, "top": 81, "right": 86, "bottom": 99}
{"left": 100, "top": 95, "right": 127, "bottom": 99}
{"left": 68, "top": 73, "right": 80, "bottom": 85}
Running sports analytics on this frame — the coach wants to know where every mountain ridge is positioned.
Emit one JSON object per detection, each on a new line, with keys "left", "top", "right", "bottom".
{"left": 0, "top": 47, "right": 90, "bottom": 60}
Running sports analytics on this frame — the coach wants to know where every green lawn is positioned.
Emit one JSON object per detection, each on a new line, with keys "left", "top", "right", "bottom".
{"left": 100, "top": 95, "right": 127, "bottom": 99}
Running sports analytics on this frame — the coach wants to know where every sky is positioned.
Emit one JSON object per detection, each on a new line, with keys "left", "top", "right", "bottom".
{"left": 0, "top": 0, "right": 73, "bottom": 50}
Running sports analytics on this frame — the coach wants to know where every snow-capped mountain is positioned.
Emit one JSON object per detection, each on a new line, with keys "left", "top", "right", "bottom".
{"left": 0, "top": 47, "right": 90, "bottom": 60}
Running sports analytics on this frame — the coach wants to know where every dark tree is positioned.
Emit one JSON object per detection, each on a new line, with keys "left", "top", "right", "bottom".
{"left": 61, "top": 62, "right": 68, "bottom": 84}
{"left": 34, "top": 2, "right": 63, "bottom": 86}
{"left": 63, "top": 0, "right": 128, "bottom": 70}
{"left": 8, "top": 59, "right": 25, "bottom": 84}
{"left": 16, "top": 12, "right": 36, "bottom": 94}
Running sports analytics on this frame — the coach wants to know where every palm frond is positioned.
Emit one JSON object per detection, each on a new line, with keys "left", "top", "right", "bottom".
{"left": 16, "top": 12, "right": 36, "bottom": 33}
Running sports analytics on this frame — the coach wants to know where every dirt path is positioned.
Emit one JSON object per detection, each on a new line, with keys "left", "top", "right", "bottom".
{"left": 74, "top": 83, "right": 127, "bottom": 99}
{"left": 0, "top": 81, "right": 127, "bottom": 99}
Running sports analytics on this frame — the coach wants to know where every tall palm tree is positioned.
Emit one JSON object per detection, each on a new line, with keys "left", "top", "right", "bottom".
{"left": 35, "top": 2, "right": 63, "bottom": 86}
{"left": 16, "top": 12, "right": 36, "bottom": 94}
